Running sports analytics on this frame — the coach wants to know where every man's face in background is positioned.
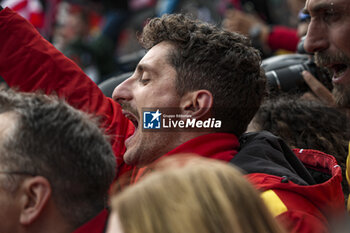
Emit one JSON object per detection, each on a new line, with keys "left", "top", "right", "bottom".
{"left": 304, "top": 0, "right": 350, "bottom": 107}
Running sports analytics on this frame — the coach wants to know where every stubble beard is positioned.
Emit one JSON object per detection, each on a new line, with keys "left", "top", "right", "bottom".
{"left": 123, "top": 132, "right": 169, "bottom": 167}
{"left": 332, "top": 84, "right": 350, "bottom": 108}
{"left": 315, "top": 51, "right": 350, "bottom": 107}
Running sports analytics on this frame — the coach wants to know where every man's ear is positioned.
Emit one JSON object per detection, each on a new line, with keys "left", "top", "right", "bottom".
{"left": 181, "top": 90, "right": 213, "bottom": 118}
{"left": 19, "top": 176, "right": 51, "bottom": 225}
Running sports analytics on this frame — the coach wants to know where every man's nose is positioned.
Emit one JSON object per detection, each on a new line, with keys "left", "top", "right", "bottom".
{"left": 304, "top": 20, "right": 329, "bottom": 54}
{"left": 112, "top": 76, "right": 133, "bottom": 104}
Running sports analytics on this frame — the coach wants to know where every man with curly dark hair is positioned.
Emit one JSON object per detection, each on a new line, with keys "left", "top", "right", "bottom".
{"left": 0, "top": 6, "right": 345, "bottom": 233}
{"left": 112, "top": 14, "right": 266, "bottom": 166}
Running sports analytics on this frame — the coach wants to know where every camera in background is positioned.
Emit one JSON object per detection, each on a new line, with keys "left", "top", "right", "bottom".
{"left": 262, "top": 38, "right": 332, "bottom": 95}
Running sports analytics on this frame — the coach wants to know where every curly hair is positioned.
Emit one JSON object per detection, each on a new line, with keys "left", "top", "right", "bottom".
{"left": 252, "top": 97, "right": 349, "bottom": 198}
{"left": 139, "top": 14, "right": 267, "bottom": 136}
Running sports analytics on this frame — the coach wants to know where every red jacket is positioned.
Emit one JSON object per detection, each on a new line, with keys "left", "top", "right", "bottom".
{"left": 0, "top": 8, "right": 345, "bottom": 233}
{"left": 73, "top": 210, "right": 109, "bottom": 233}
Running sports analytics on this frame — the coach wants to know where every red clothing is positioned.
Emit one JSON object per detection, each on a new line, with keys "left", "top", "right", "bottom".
{"left": 0, "top": 8, "right": 344, "bottom": 233}
{"left": 0, "top": 7, "right": 134, "bottom": 171}
{"left": 248, "top": 148, "right": 344, "bottom": 233}
{"left": 268, "top": 26, "right": 299, "bottom": 52}
{"left": 128, "top": 133, "right": 239, "bottom": 184}
{"left": 73, "top": 210, "right": 109, "bottom": 233}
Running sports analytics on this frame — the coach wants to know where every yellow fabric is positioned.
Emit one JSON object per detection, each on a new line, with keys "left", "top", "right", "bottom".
{"left": 347, "top": 142, "right": 350, "bottom": 212}
{"left": 261, "top": 190, "right": 288, "bottom": 217}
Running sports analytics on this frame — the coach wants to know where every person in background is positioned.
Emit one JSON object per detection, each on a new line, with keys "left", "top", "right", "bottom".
{"left": 0, "top": 89, "right": 115, "bottom": 233}
{"left": 248, "top": 97, "right": 349, "bottom": 202}
{"left": 302, "top": 0, "right": 350, "bottom": 211}
{"left": 222, "top": 0, "right": 306, "bottom": 56}
{"left": 53, "top": 1, "right": 129, "bottom": 83}
{"left": 107, "top": 156, "right": 287, "bottom": 233}
{"left": 302, "top": 0, "right": 350, "bottom": 109}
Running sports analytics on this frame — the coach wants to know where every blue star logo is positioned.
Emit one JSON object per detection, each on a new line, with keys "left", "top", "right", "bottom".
{"left": 150, "top": 109, "right": 161, "bottom": 122}
{"left": 143, "top": 109, "right": 162, "bottom": 129}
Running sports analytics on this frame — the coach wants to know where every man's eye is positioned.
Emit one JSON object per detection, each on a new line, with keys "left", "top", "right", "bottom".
{"left": 140, "top": 79, "right": 150, "bottom": 84}
{"left": 323, "top": 11, "right": 340, "bottom": 23}
{"left": 139, "top": 75, "right": 150, "bottom": 85}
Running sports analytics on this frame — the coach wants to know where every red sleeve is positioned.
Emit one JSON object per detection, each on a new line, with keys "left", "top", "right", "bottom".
{"left": 246, "top": 174, "right": 331, "bottom": 233}
{"left": 0, "top": 7, "right": 134, "bottom": 169}
{"left": 272, "top": 189, "right": 329, "bottom": 233}
{"left": 277, "top": 211, "right": 328, "bottom": 233}
{"left": 73, "top": 209, "right": 109, "bottom": 233}
{"left": 267, "top": 26, "right": 300, "bottom": 52}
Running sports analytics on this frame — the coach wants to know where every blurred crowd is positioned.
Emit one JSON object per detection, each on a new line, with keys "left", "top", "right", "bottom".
{"left": 0, "top": 0, "right": 308, "bottom": 84}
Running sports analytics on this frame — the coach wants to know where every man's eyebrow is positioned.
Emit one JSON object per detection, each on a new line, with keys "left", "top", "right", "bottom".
{"left": 136, "top": 63, "right": 156, "bottom": 75}
{"left": 305, "top": 2, "right": 342, "bottom": 15}
{"left": 135, "top": 64, "right": 143, "bottom": 72}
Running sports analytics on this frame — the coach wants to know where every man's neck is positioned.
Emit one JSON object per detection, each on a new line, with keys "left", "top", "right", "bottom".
{"left": 27, "top": 221, "right": 74, "bottom": 233}
{"left": 25, "top": 206, "right": 75, "bottom": 233}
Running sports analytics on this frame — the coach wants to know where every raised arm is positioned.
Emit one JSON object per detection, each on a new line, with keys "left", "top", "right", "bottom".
{"left": 0, "top": 7, "right": 134, "bottom": 167}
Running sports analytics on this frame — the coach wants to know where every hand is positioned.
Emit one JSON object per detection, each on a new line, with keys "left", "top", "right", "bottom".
{"left": 301, "top": 71, "right": 336, "bottom": 106}
{"left": 223, "top": 9, "right": 264, "bottom": 36}
{"left": 222, "top": 9, "right": 270, "bottom": 51}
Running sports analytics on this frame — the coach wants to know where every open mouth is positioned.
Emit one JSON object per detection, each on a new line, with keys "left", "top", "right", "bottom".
{"left": 122, "top": 110, "right": 139, "bottom": 130}
{"left": 122, "top": 110, "right": 140, "bottom": 147}
{"left": 329, "top": 63, "right": 348, "bottom": 78}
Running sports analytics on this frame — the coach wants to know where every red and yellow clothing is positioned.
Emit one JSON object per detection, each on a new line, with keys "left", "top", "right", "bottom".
{"left": 0, "top": 7, "right": 345, "bottom": 233}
